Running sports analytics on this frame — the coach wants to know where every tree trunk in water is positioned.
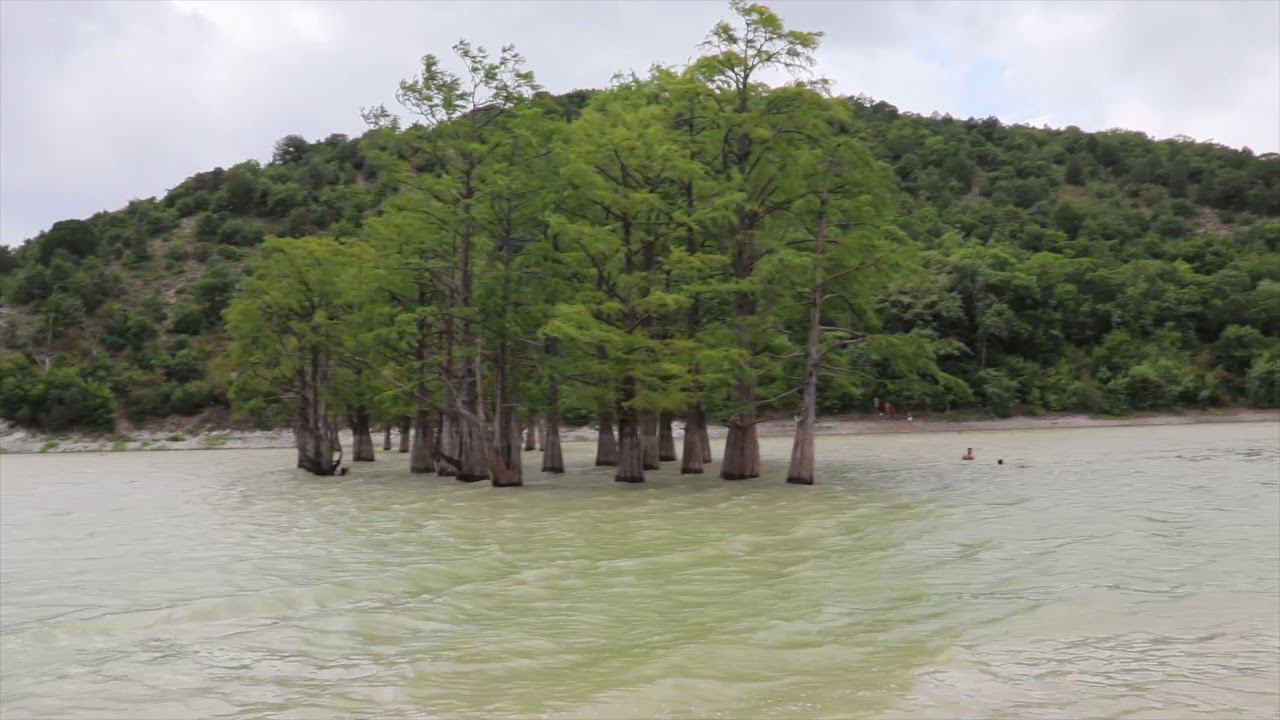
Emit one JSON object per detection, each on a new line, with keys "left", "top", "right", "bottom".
{"left": 681, "top": 407, "right": 705, "bottom": 474}
{"left": 785, "top": 274, "right": 820, "bottom": 484}
{"left": 436, "top": 411, "right": 459, "bottom": 476}
{"left": 542, "top": 411, "right": 564, "bottom": 473}
{"left": 398, "top": 416, "right": 411, "bottom": 453}
{"left": 524, "top": 416, "right": 537, "bottom": 451}
{"left": 294, "top": 352, "right": 341, "bottom": 476}
{"left": 456, "top": 417, "right": 490, "bottom": 483}
{"left": 296, "top": 415, "right": 341, "bottom": 476}
{"left": 351, "top": 408, "right": 375, "bottom": 462}
{"left": 701, "top": 418, "right": 713, "bottom": 463}
{"left": 488, "top": 437, "right": 522, "bottom": 486}
{"left": 410, "top": 409, "right": 435, "bottom": 474}
{"left": 658, "top": 411, "right": 677, "bottom": 462}
{"left": 493, "top": 408, "right": 523, "bottom": 488}
{"left": 615, "top": 407, "right": 645, "bottom": 482}
{"left": 787, "top": 402, "right": 816, "bottom": 485}
{"left": 640, "top": 412, "right": 660, "bottom": 470}
{"left": 542, "top": 377, "right": 564, "bottom": 473}
{"left": 382, "top": 426, "right": 392, "bottom": 451}
{"left": 724, "top": 160, "right": 760, "bottom": 481}
{"left": 595, "top": 410, "right": 618, "bottom": 466}
{"left": 786, "top": 187, "right": 830, "bottom": 486}
{"left": 721, "top": 390, "right": 760, "bottom": 480}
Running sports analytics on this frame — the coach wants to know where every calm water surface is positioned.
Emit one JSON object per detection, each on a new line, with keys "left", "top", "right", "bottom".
{"left": 2, "top": 423, "right": 1278, "bottom": 718}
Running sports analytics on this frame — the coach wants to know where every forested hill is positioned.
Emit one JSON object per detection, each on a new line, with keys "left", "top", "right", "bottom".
{"left": 1, "top": 89, "right": 1278, "bottom": 433}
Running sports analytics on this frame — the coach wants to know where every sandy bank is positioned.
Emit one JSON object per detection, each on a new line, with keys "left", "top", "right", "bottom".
{"left": 2, "top": 408, "right": 1275, "bottom": 456}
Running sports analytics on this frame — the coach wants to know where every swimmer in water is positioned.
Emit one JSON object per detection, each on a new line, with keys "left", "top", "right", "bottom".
{"left": 961, "top": 447, "right": 975, "bottom": 460}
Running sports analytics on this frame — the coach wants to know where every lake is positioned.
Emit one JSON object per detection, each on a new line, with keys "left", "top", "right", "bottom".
{"left": 2, "top": 422, "right": 1277, "bottom": 718}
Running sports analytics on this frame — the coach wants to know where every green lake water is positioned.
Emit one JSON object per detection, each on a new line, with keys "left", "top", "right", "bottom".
{"left": 2, "top": 422, "right": 1277, "bottom": 718}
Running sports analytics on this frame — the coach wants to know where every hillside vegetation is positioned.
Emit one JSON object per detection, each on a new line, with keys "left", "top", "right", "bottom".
{"left": 2, "top": 5, "right": 1278, "bottom": 446}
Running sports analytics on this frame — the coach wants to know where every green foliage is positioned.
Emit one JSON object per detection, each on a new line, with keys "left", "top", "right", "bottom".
{"left": 213, "top": 162, "right": 261, "bottom": 214}
{"left": 182, "top": 262, "right": 237, "bottom": 325}
{"left": 1246, "top": 349, "right": 1280, "bottom": 407}
{"left": 0, "top": 246, "right": 18, "bottom": 276}
{"left": 214, "top": 217, "right": 264, "bottom": 247}
{"left": 168, "top": 381, "right": 216, "bottom": 416}
{"left": 38, "top": 220, "right": 99, "bottom": 263}
{"left": 1065, "top": 156, "right": 1086, "bottom": 185}
{"left": 0, "top": 355, "right": 116, "bottom": 431}
{"left": 1, "top": 1, "right": 1276, "bottom": 435}
{"left": 225, "top": 235, "right": 365, "bottom": 420}
{"left": 272, "top": 134, "right": 310, "bottom": 165}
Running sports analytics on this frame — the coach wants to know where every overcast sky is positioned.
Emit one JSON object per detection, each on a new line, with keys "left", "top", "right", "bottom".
{"left": 2, "top": 0, "right": 1277, "bottom": 247}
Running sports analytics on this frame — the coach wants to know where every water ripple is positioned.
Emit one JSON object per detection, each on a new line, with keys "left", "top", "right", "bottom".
{"left": 1, "top": 422, "right": 1277, "bottom": 718}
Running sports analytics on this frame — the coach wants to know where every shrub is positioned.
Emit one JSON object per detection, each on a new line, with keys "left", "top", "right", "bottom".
{"left": 215, "top": 218, "right": 265, "bottom": 247}
{"left": 0, "top": 356, "right": 116, "bottom": 431}
{"left": 974, "top": 368, "right": 1019, "bottom": 417}
{"left": 189, "top": 264, "right": 237, "bottom": 323}
{"left": 165, "top": 244, "right": 189, "bottom": 263}
{"left": 1246, "top": 351, "right": 1280, "bottom": 407}
{"left": 1118, "top": 357, "right": 1201, "bottom": 410}
{"left": 123, "top": 380, "right": 173, "bottom": 421}
{"left": 195, "top": 211, "right": 228, "bottom": 243}
{"left": 170, "top": 305, "right": 206, "bottom": 335}
{"left": 38, "top": 220, "right": 99, "bottom": 263}
{"left": 168, "top": 382, "right": 213, "bottom": 416}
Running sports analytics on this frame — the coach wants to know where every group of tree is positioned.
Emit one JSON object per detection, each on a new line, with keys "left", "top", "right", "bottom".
{"left": 1, "top": 2, "right": 1277, "bottom": 485}
{"left": 222, "top": 3, "right": 917, "bottom": 484}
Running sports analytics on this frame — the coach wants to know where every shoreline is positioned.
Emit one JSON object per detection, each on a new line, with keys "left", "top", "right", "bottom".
{"left": 748, "top": 407, "right": 1280, "bottom": 439}
{"left": 2, "top": 408, "right": 1276, "bottom": 456}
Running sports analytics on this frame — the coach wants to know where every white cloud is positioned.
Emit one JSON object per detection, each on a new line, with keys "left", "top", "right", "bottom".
{"left": 2, "top": 0, "right": 1276, "bottom": 246}
{"left": 170, "top": 1, "right": 337, "bottom": 46}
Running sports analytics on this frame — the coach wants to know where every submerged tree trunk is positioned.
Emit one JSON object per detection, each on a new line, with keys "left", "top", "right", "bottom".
{"left": 493, "top": 409, "right": 523, "bottom": 487}
{"left": 351, "top": 407, "right": 375, "bottom": 462}
{"left": 595, "top": 410, "right": 618, "bottom": 466}
{"left": 721, "top": 387, "right": 760, "bottom": 480}
{"left": 786, "top": 320, "right": 820, "bottom": 484}
{"left": 398, "top": 416, "right": 411, "bottom": 453}
{"left": 294, "top": 350, "right": 341, "bottom": 476}
{"left": 411, "top": 409, "right": 435, "bottom": 474}
{"left": 542, "top": 412, "right": 563, "bottom": 473}
{"left": 641, "top": 411, "right": 660, "bottom": 470}
{"left": 456, "top": 416, "right": 490, "bottom": 482}
{"left": 658, "top": 411, "right": 677, "bottom": 462}
{"left": 542, "top": 377, "right": 564, "bottom": 473}
{"left": 787, "top": 193, "right": 828, "bottom": 486}
{"left": 490, "top": 421, "right": 523, "bottom": 487}
{"left": 296, "top": 415, "right": 342, "bottom": 476}
{"left": 681, "top": 406, "right": 706, "bottom": 474}
{"left": 701, "top": 418, "right": 713, "bottom": 463}
{"left": 491, "top": 326, "right": 522, "bottom": 488}
{"left": 436, "top": 411, "right": 459, "bottom": 477}
{"left": 787, "top": 383, "right": 817, "bottom": 484}
{"left": 724, "top": 137, "right": 761, "bottom": 480}
{"left": 615, "top": 406, "right": 645, "bottom": 483}
{"left": 524, "top": 416, "right": 538, "bottom": 451}
{"left": 382, "top": 426, "right": 392, "bottom": 451}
